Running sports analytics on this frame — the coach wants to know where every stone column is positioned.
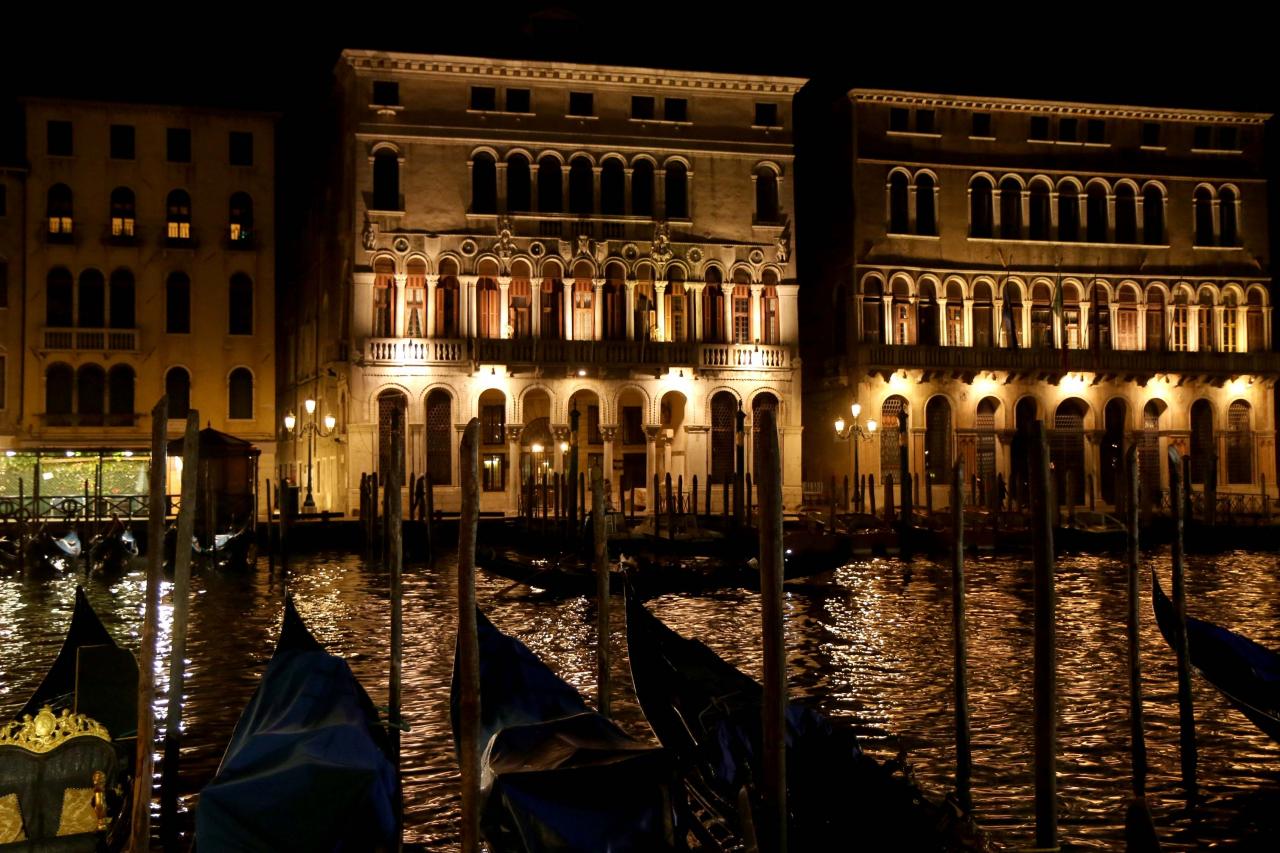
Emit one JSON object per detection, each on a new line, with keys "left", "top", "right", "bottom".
{"left": 624, "top": 168, "right": 633, "bottom": 215}
{"left": 552, "top": 426, "right": 569, "bottom": 475}
{"left": 1189, "top": 303, "right": 1200, "bottom": 352}
{"left": 592, "top": 166, "right": 602, "bottom": 214}
{"left": 625, "top": 280, "right": 637, "bottom": 340}
{"left": 907, "top": 185, "right": 918, "bottom": 232}
{"left": 496, "top": 162, "right": 508, "bottom": 211}
{"left": 750, "top": 283, "right": 763, "bottom": 343}
{"left": 498, "top": 275, "right": 511, "bottom": 339}
{"left": 593, "top": 278, "right": 605, "bottom": 341}
{"left": 645, "top": 426, "right": 661, "bottom": 518}
{"left": 963, "top": 297, "right": 974, "bottom": 347}
{"left": 460, "top": 274, "right": 478, "bottom": 338}
{"left": 655, "top": 280, "right": 668, "bottom": 342}
{"left": 937, "top": 297, "right": 949, "bottom": 346}
{"left": 393, "top": 273, "right": 407, "bottom": 338}
{"left": 531, "top": 278, "right": 541, "bottom": 338}
{"left": 689, "top": 283, "right": 705, "bottom": 342}
{"left": 725, "top": 284, "right": 736, "bottom": 344}
{"left": 1106, "top": 192, "right": 1116, "bottom": 241}
{"left": 505, "top": 424, "right": 523, "bottom": 514}
{"left": 425, "top": 274, "right": 438, "bottom": 339}
{"left": 1080, "top": 299, "right": 1092, "bottom": 350}
{"left": 993, "top": 297, "right": 1004, "bottom": 347}
{"left": 564, "top": 280, "right": 574, "bottom": 340}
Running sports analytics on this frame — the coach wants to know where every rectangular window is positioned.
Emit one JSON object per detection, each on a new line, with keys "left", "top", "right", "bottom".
{"left": 622, "top": 406, "right": 644, "bottom": 445}
{"left": 754, "top": 102, "right": 778, "bottom": 127}
{"left": 889, "top": 107, "right": 909, "bottom": 132}
{"left": 970, "top": 112, "right": 991, "bottom": 138}
{"left": 372, "top": 80, "right": 399, "bottom": 106}
{"left": 47, "top": 120, "right": 72, "bottom": 156}
{"left": 1029, "top": 115, "right": 1049, "bottom": 141}
{"left": 482, "top": 454, "right": 507, "bottom": 492}
{"left": 1058, "top": 117, "right": 1078, "bottom": 142}
{"left": 733, "top": 294, "right": 750, "bottom": 343}
{"left": 167, "top": 128, "right": 191, "bottom": 163}
{"left": 1086, "top": 118, "right": 1106, "bottom": 143}
{"left": 1171, "top": 305, "right": 1189, "bottom": 351}
{"left": 1142, "top": 122, "right": 1161, "bottom": 147}
{"left": 167, "top": 285, "right": 190, "bottom": 334}
{"left": 229, "top": 131, "right": 253, "bottom": 166}
{"left": 1217, "top": 126, "right": 1238, "bottom": 150}
{"left": 470, "top": 86, "right": 496, "bottom": 111}
{"left": 1063, "top": 308, "right": 1080, "bottom": 349}
{"left": 632, "top": 95, "right": 655, "bottom": 120}
{"left": 915, "top": 109, "right": 935, "bottom": 134}
{"left": 663, "top": 97, "right": 688, "bottom": 122}
{"left": 947, "top": 304, "right": 964, "bottom": 345}
{"left": 110, "top": 124, "right": 135, "bottom": 160}
{"left": 587, "top": 405, "right": 602, "bottom": 444}
{"left": 505, "top": 88, "right": 531, "bottom": 113}
{"left": 1116, "top": 309, "right": 1139, "bottom": 350}
{"left": 1193, "top": 125, "right": 1212, "bottom": 149}
{"left": 481, "top": 404, "right": 505, "bottom": 445}
{"left": 568, "top": 91, "right": 594, "bottom": 117}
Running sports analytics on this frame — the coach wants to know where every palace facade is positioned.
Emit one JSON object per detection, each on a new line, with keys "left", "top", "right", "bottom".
{"left": 804, "top": 90, "right": 1279, "bottom": 512}
{"left": 285, "top": 52, "right": 805, "bottom": 515}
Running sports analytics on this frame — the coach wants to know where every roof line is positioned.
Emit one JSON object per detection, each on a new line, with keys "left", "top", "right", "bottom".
{"left": 850, "top": 88, "right": 1271, "bottom": 123}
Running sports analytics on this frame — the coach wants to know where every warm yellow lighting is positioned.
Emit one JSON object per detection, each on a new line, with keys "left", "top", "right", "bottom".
{"left": 123, "top": 451, "right": 134, "bottom": 457}
{"left": 559, "top": 441, "right": 569, "bottom": 453}
{"left": 324, "top": 414, "right": 337, "bottom": 431}
{"left": 888, "top": 370, "right": 908, "bottom": 390}
{"left": 851, "top": 402, "right": 861, "bottom": 419}
{"left": 834, "top": 417, "right": 846, "bottom": 434}
{"left": 65, "top": 450, "right": 75, "bottom": 457}
{"left": 1227, "top": 378, "right": 1248, "bottom": 397}
{"left": 531, "top": 443, "right": 544, "bottom": 454}
{"left": 43, "top": 471, "right": 54, "bottom": 481}
{"left": 577, "top": 368, "right": 587, "bottom": 377}
{"left": 867, "top": 419, "right": 878, "bottom": 434}
{"left": 284, "top": 413, "right": 297, "bottom": 431}
{"left": 304, "top": 398, "right": 317, "bottom": 415}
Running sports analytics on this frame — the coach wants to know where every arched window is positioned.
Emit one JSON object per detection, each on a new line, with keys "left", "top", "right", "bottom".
{"left": 509, "top": 266, "right": 531, "bottom": 339}
{"left": 1194, "top": 187, "right": 1215, "bottom": 247}
{"left": 1189, "top": 399, "right": 1214, "bottom": 485}
{"left": 879, "top": 396, "right": 908, "bottom": 484}
{"left": 1062, "top": 284, "right": 1082, "bottom": 349}
{"left": 373, "top": 257, "right": 395, "bottom": 338}
{"left": 601, "top": 263, "right": 626, "bottom": 341}
{"left": 540, "top": 266, "right": 563, "bottom": 339}
{"left": 1086, "top": 184, "right": 1108, "bottom": 242}
{"left": 572, "top": 263, "right": 594, "bottom": 340}
{"left": 373, "top": 149, "right": 400, "bottom": 211}
{"left": 1091, "top": 284, "right": 1111, "bottom": 351}
{"left": 751, "top": 393, "right": 779, "bottom": 479}
{"left": 925, "top": 396, "right": 952, "bottom": 484}
{"left": 1227, "top": 400, "right": 1252, "bottom": 484}
{"left": 731, "top": 271, "right": 751, "bottom": 343}
{"left": 999, "top": 178, "right": 1022, "bottom": 238}
{"left": 1146, "top": 289, "right": 1165, "bottom": 352}
{"left": 633, "top": 265, "right": 655, "bottom": 341}
{"left": 75, "top": 366, "right": 104, "bottom": 426}
{"left": 888, "top": 172, "right": 909, "bottom": 234}
{"left": 476, "top": 262, "right": 501, "bottom": 339}
{"left": 601, "top": 159, "right": 625, "bottom": 216}
{"left": 1115, "top": 184, "right": 1137, "bottom": 243}
{"left": 710, "top": 391, "right": 737, "bottom": 484}
{"left": 668, "top": 268, "right": 689, "bottom": 343}
{"left": 969, "top": 177, "right": 993, "bottom": 238}
{"left": 1197, "top": 290, "right": 1215, "bottom": 351}
{"left": 1057, "top": 184, "right": 1079, "bottom": 241}
{"left": 891, "top": 277, "right": 913, "bottom": 345}
{"left": 703, "top": 268, "right": 725, "bottom": 343}
{"left": 1029, "top": 180, "right": 1051, "bottom": 240}
{"left": 632, "top": 159, "right": 654, "bottom": 217}
{"left": 1031, "top": 283, "right": 1053, "bottom": 348}
{"left": 229, "top": 192, "right": 253, "bottom": 242}
{"left": 755, "top": 166, "right": 780, "bottom": 224}
{"left": 1101, "top": 398, "right": 1126, "bottom": 504}
{"left": 761, "top": 270, "right": 780, "bottom": 345}
{"left": 1247, "top": 289, "right": 1265, "bottom": 352}
{"left": 862, "top": 277, "right": 884, "bottom": 344}
{"left": 568, "top": 156, "right": 593, "bottom": 215}
{"left": 426, "top": 389, "right": 452, "bottom": 485}
{"left": 1140, "top": 401, "right": 1164, "bottom": 502}
{"left": 1002, "top": 281, "right": 1023, "bottom": 348}
{"left": 1222, "top": 291, "right": 1238, "bottom": 352}
{"left": 537, "top": 156, "right": 562, "bottom": 213}
{"left": 1116, "top": 285, "right": 1139, "bottom": 350}
{"left": 46, "top": 363, "right": 74, "bottom": 425}
{"left": 976, "top": 397, "right": 998, "bottom": 500}
{"left": 1143, "top": 186, "right": 1164, "bottom": 244}
{"left": 916, "top": 280, "right": 938, "bottom": 346}
{"left": 471, "top": 152, "right": 497, "bottom": 214}
{"left": 915, "top": 173, "right": 936, "bottom": 235}
{"left": 377, "top": 389, "right": 408, "bottom": 481}
{"left": 110, "top": 187, "right": 135, "bottom": 237}
{"left": 1219, "top": 187, "right": 1239, "bottom": 247}
{"left": 437, "top": 258, "right": 460, "bottom": 337}
{"left": 665, "top": 161, "right": 688, "bottom": 219}
{"left": 405, "top": 258, "right": 427, "bottom": 337}
{"left": 165, "top": 367, "right": 190, "bottom": 418}
{"left": 109, "top": 269, "right": 135, "bottom": 329}
{"left": 507, "top": 154, "right": 531, "bottom": 212}
{"left": 971, "top": 281, "right": 994, "bottom": 348}
{"left": 229, "top": 273, "right": 253, "bottom": 335}
{"left": 47, "top": 184, "right": 73, "bottom": 235}
{"left": 78, "top": 269, "right": 105, "bottom": 328}
{"left": 166, "top": 272, "right": 191, "bottom": 334}
{"left": 224, "top": 367, "right": 252, "bottom": 420}
{"left": 1170, "top": 290, "right": 1189, "bottom": 352}
{"left": 108, "top": 365, "right": 134, "bottom": 425}
{"left": 1052, "top": 399, "right": 1087, "bottom": 506}
{"left": 166, "top": 189, "right": 191, "bottom": 241}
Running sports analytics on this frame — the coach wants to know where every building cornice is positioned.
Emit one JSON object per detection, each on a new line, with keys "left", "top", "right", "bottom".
{"left": 850, "top": 89, "right": 1271, "bottom": 125}
{"left": 353, "top": 128, "right": 794, "bottom": 159}
{"left": 342, "top": 51, "right": 806, "bottom": 95}
{"left": 854, "top": 261, "right": 1270, "bottom": 285}
{"left": 855, "top": 156, "right": 1266, "bottom": 184}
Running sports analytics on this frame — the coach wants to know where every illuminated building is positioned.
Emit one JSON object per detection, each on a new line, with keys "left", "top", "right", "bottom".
{"left": 0, "top": 158, "right": 21, "bottom": 445}
{"left": 285, "top": 52, "right": 804, "bottom": 514}
{"left": 805, "top": 90, "right": 1279, "bottom": 512}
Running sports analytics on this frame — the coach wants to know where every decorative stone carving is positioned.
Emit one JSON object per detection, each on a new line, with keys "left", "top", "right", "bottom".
{"left": 504, "top": 424, "right": 523, "bottom": 443}
{"left": 460, "top": 239, "right": 478, "bottom": 257}
{"left": 495, "top": 216, "right": 515, "bottom": 260}
{"left": 748, "top": 248, "right": 765, "bottom": 265}
{"left": 576, "top": 233, "right": 592, "bottom": 258}
{"left": 776, "top": 218, "right": 791, "bottom": 263}
{"left": 557, "top": 239, "right": 573, "bottom": 260}
{"left": 361, "top": 216, "right": 378, "bottom": 250}
{"left": 687, "top": 247, "right": 703, "bottom": 265}
{"left": 529, "top": 241, "right": 546, "bottom": 257}
{"left": 599, "top": 426, "right": 618, "bottom": 442}
{"left": 650, "top": 221, "right": 672, "bottom": 262}
{"left": 623, "top": 242, "right": 639, "bottom": 261}
{"left": 393, "top": 237, "right": 410, "bottom": 253}
{"left": 594, "top": 240, "right": 609, "bottom": 265}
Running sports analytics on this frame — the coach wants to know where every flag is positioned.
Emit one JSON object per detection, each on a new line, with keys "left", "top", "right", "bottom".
{"left": 1053, "top": 269, "right": 1068, "bottom": 372}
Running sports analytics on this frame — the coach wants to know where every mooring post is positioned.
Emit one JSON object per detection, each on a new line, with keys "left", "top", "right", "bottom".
{"left": 457, "top": 420, "right": 481, "bottom": 853}
{"left": 1125, "top": 446, "right": 1158, "bottom": 849}
{"left": 692, "top": 475, "right": 699, "bottom": 524}
{"left": 132, "top": 395, "right": 168, "bottom": 852}
{"left": 756, "top": 409, "right": 787, "bottom": 853}
{"left": 828, "top": 474, "right": 837, "bottom": 533}
{"left": 1181, "top": 455, "right": 1193, "bottom": 524}
{"left": 868, "top": 473, "right": 877, "bottom": 518}
{"left": 884, "top": 474, "right": 894, "bottom": 524}
{"left": 83, "top": 479, "right": 92, "bottom": 574}
{"left": 843, "top": 474, "right": 850, "bottom": 514}
{"left": 1088, "top": 471, "right": 1096, "bottom": 513}
{"left": 950, "top": 458, "right": 972, "bottom": 811}
{"left": 1168, "top": 447, "right": 1197, "bottom": 793}
{"left": 387, "top": 409, "right": 405, "bottom": 847}
{"left": 666, "top": 473, "right": 675, "bottom": 540}
{"left": 1263, "top": 473, "right": 1271, "bottom": 523}
{"left": 592, "top": 464, "right": 610, "bottom": 718}
{"left": 734, "top": 403, "right": 746, "bottom": 528}
{"left": 678, "top": 474, "right": 684, "bottom": 516}
{"left": 654, "top": 473, "right": 662, "bottom": 537}
{"left": 1029, "top": 421, "right": 1058, "bottom": 852}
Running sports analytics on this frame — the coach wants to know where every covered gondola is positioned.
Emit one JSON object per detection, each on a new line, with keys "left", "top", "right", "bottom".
{"left": 24, "top": 526, "right": 82, "bottom": 573}
{"left": 451, "top": 608, "right": 682, "bottom": 852}
{"left": 195, "top": 596, "right": 398, "bottom": 850}
{"left": 624, "top": 586, "right": 986, "bottom": 851}
{"left": 88, "top": 521, "right": 138, "bottom": 575}
{"left": 1152, "top": 571, "right": 1280, "bottom": 743}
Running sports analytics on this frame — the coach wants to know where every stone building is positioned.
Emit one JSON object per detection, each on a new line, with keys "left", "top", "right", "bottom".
{"left": 0, "top": 158, "right": 23, "bottom": 443}
{"left": 4, "top": 99, "right": 276, "bottom": 493}
{"left": 284, "top": 51, "right": 805, "bottom": 515}
{"left": 804, "top": 89, "right": 1279, "bottom": 513}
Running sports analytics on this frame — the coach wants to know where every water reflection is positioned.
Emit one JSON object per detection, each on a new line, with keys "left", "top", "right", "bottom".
{"left": 1, "top": 548, "right": 1278, "bottom": 849}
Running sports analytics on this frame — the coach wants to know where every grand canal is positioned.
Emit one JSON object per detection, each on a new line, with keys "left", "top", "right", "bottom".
{"left": 2, "top": 544, "right": 1278, "bottom": 850}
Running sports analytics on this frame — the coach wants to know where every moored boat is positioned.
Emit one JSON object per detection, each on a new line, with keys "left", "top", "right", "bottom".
{"left": 88, "top": 521, "right": 138, "bottom": 575}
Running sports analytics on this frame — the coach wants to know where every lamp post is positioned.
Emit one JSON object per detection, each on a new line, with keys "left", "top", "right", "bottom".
{"left": 833, "top": 401, "right": 877, "bottom": 512}
{"left": 284, "top": 398, "right": 337, "bottom": 510}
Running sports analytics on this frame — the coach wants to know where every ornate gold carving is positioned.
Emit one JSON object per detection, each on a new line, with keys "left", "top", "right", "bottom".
{"left": 0, "top": 706, "right": 111, "bottom": 754}
{"left": 0, "top": 793, "right": 26, "bottom": 843}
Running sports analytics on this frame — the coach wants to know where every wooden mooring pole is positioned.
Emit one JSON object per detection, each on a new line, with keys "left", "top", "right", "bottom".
{"left": 1168, "top": 447, "right": 1197, "bottom": 793}
{"left": 1029, "top": 421, "right": 1058, "bottom": 852}
{"left": 592, "top": 464, "right": 610, "bottom": 718}
{"left": 387, "top": 408, "right": 405, "bottom": 848}
{"left": 757, "top": 408, "right": 787, "bottom": 853}
{"left": 951, "top": 458, "right": 972, "bottom": 811}
{"left": 1124, "top": 446, "right": 1159, "bottom": 849}
{"left": 456, "top": 420, "right": 481, "bottom": 853}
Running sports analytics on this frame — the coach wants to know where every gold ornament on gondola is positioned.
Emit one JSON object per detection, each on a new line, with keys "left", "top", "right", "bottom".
{"left": 0, "top": 706, "right": 111, "bottom": 754}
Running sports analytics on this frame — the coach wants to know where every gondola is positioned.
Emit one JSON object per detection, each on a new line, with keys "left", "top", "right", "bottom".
{"left": 624, "top": 586, "right": 987, "bottom": 852}
{"left": 193, "top": 522, "right": 256, "bottom": 570}
{"left": 24, "top": 526, "right": 82, "bottom": 572}
{"left": 88, "top": 521, "right": 138, "bottom": 575}
{"left": 1152, "top": 571, "right": 1280, "bottom": 743}
{"left": 195, "top": 596, "right": 398, "bottom": 850}
{"left": 451, "top": 607, "right": 682, "bottom": 852}
{"left": 0, "top": 536, "right": 20, "bottom": 574}
{"left": 2, "top": 586, "right": 138, "bottom": 850}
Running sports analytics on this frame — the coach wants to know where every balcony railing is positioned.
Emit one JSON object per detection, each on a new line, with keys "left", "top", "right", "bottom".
{"left": 858, "top": 344, "right": 1280, "bottom": 377}
{"left": 700, "top": 343, "right": 790, "bottom": 369}
{"left": 42, "top": 328, "right": 138, "bottom": 352}
{"left": 362, "top": 337, "right": 794, "bottom": 371}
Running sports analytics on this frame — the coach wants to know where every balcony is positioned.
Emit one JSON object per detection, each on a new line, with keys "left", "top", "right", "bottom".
{"left": 857, "top": 344, "right": 1280, "bottom": 382}
{"left": 42, "top": 328, "right": 139, "bottom": 352}
{"left": 700, "top": 343, "right": 790, "bottom": 370}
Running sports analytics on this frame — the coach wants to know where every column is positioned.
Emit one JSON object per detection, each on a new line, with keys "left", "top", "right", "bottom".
{"left": 749, "top": 283, "right": 763, "bottom": 343}
{"left": 1189, "top": 303, "right": 1200, "bottom": 352}
{"left": 1080, "top": 299, "right": 1092, "bottom": 350}
{"left": 938, "top": 297, "right": 949, "bottom": 346}
{"left": 1106, "top": 192, "right": 1116, "bottom": 241}
{"left": 564, "top": 280, "right": 574, "bottom": 340}
{"left": 498, "top": 274, "right": 511, "bottom": 339}
{"left": 725, "top": 285, "right": 736, "bottom": 344}
{"left": 592, "top": 278, "right": 604, "bottom": 341}
{"left": 1137, "top": 295, "right": 1147, "bottom": 349}
{"left": 645, "top": 426, "right": 660, "bottom": 518}
{"left": 600, "top": 426, "right": 616, "bottom": 508}
{"left": 624, "top": 169, "right": 633, "bottom": 215}
{"left": 592, "top": 167, "right": 602, "bottom": 214}
{"left": 690, "top": 283, "right": 705, "bottom": 342}
{"left": 993, "top": 297, "right": 1004, "bottom": 347}
{"left": 506, "top": 425, "right": 522, "bottom": 514}
{"left": 496, "top": 162, "right": 508, "bottom": 211}
{"left": 531, "top": 278, "right": 541, "bottom": 338}
{"left": 907, "top": 185, "right": 918, "bottom": 232}
{"left": 963, "top": 297, "right": 974, "bottom": 347}
{"left": 1214, "top": 305, "right": 1225, "bottom": 352}
{"left": 655, "top": 280, "right": 668, "bottom": 342}
{"left": 460, "top": 275, "right": 477, "bottom": 338}
{"left": 425, "top": 274, "right": 438, "bottom": 339}
{"left": 625, "top": 281, "right": 636, "bottom": 340}
{"left": 393, "top": 273, "right": 407, "bottom": 338}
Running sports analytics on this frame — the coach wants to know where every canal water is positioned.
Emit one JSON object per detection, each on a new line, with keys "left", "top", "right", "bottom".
{"left": 2, "top": 545, "right": 1279, "bottom": 850}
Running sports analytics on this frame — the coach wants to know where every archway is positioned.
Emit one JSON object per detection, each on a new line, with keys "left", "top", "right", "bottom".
{"left": 478, "top": 389, "right": 508, "bottom": 493}
{"left": 425, "top": 389, "right": 453, "bottom": 485}
{"left": 377, "top": 389, "right": 408, "bottom": 481}
{"left": 1190, "top": 399, "right": 1214, "bottom": 485}
{"left": 1100, "top": 398, "right": 1126, "bottom": 504}
{"left": 879, "top": 395, "right": 908, "bottom": 485}
{"left": 1052, "top": 398, "right": 1087, "bottom": 506}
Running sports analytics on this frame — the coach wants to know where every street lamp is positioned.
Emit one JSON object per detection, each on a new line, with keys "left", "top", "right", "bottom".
{"left": 834, "top": 401, "right": 877, "bottom": 512}
{"left": 285, "top": 398, "right": 337, "bottom": 509}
